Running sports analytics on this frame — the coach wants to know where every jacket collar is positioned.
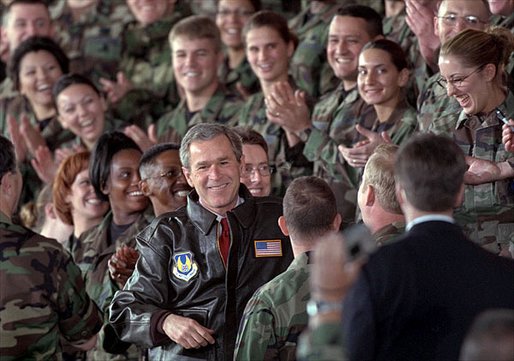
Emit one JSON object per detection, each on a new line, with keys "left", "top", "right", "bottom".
{"left": 186, "top": 185, "right": 256, "bottom": 235}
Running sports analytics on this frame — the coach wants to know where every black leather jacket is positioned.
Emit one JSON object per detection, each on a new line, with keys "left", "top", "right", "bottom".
{"left": 109, "top": 186, "right": 293, "bottom": 360}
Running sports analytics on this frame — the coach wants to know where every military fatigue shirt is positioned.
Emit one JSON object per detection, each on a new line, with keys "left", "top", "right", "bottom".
{"left": 303, "top": 84, "right": 376, "bottom": 225}
{"left": 218, "top": 55, "right": 260, "bottom": 96}
{"left": 156, "top": 85, "right": 243, "bottom": 144}
{"left": 297, "top": 323, "right": 346, "bottom": 361}
{"left": 374, "top": 221, "right": 405, "bottom": 247}
{"left": 288, "top": 3, "right": 343, "bottom": 98}
{"left": 78, "top": 210, "right": 152, "bottom": 361}
{"left": 238, "top": 90, "right": 313, "bottom": 197}
{"left": 0, "top": 212, "right": 102, "bottom": 360}
{"left": 234, "top": 252, "right": 311, "bottom": 361}
{"left": 453, "top": 91, "right": 514, "bottom": 251}
{"left": 417, "top": 71, "right": 461, "bottom": 137}
{"left": 50, "top": 0, "right": 133, "bottom": 84}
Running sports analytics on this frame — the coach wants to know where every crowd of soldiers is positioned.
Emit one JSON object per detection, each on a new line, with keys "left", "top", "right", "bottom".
{"left": 1, "top": 0, "right": 514, "bottom": 360}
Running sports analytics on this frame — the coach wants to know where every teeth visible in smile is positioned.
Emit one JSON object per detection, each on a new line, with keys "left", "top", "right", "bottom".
{"left": 185, "top": 71, "right": 199, "bottom": 77}
{"left": 128, "top": 191, "right": 144, "bottom": 196}
{"left": 226, "top": 28, "right": 238, "bottom": 34}
{"left": 79, "top": 119, "right": 94, "bottom": 128}
{"left": 258, "top": 63, "right": 272, "bottom": 70}
{"left": 86, "top": 198, "right": 101, "bottom": 205}
{"left": 335, "top": 57, "right": 351, "bottom": 64}
{"left": 209, "top": 184, "right": 227, "bottom": 191}
{"left": 37, "top": 84, "right": 50, "bottom": 91}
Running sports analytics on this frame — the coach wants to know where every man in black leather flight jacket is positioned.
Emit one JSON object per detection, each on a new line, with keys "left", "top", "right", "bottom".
{"left": 109, "top": 124, "right": 293, "bottom": 360}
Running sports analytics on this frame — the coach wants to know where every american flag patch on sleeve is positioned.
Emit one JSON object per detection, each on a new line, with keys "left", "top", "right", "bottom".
{"left": 254, "top": 240, "right": 283, "bottom": 257}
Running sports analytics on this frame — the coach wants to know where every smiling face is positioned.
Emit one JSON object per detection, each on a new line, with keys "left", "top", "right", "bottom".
{"left": 3, "top": 3, "right": 53, "bottom": 51}
{"left": 66, "top": 168, "right": 109, "bottom": 224}
{"left": 240, "top": 144, "right": 271, "bottom": 197}
{"left": 127, "top": 0, "right": 175, "bottom": 26}
{"left": 357, "top": 48, "right": 408, "bottom": 108}
{"left": 56, "top": 83, "right": 107, "bottom": 149}
{"left": 102, "top": 148, "right": 148, "bottom": 223}
{"left": 435, "top": 0, "right": 490, "bottom": 44}
{"left": 327, "top": 15, "right": 373, "bottom": 84}
{"left": 140, "top": 149, "right": 191, "bottom": 215}
{"left": 487, "top": 0, "right": 514, "bottom": 15}
{"left": 18, "top": 50, "right": 63, "bottom": 108}
{"left": 245, "top": 25, "right": 293, "bottom": 85}
{"left": 182, "top": 134, "right": 242, "bottom": 216}
{"left": 216, "top": 0, "right": 255, "bottom": 50}
{"left": 172, "top": 36, "right": 222, "bottom": 97}
{"left": 438, "top": 54, "right": 494, "bottom": 115}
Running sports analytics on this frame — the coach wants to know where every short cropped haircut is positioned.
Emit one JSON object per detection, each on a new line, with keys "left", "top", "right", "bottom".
{"left": 362, "top": 144, "right": 402, "bottom": 214}
{"left": 180, "top": 124, "right": 242, "bottom": 170}
{"left": 2, "top": 0, "right": 50, "bottom": 27}
{"left": 139, "top": 143, "right": 180, "bottom": 180}
{"left": 0, "top": 135, "right": 16, "bottom": 181}
{"left": 243, "top": 10, "right": 298, "bottom": 49}
{"left": 216, "top": 0, "right": 262, "bottom": 12}
{"left": 337, "top": 5, "right": 383, "bottom": 39}
{"left": 9, "top": 36, "right": 69, "bottom": 91}
{"left": 53, "top": 73, "right": 101, "bottom": 111}
{"left": 233, "top": 126, "right": 268, "bottom": 155}
{"left": 283, "top": 176, "right": 337, "bottom": 241}
{"left": 89, "top": 131, "right": 141, "bottom": 202}
{"left": 53, "top": 151, "right": 90, "bottom": 225}
{"left": 169, "top": 15, "right": 222, "bottom": 53}
{"left": 395, "top": 134, "right": 467, "bottom": 212}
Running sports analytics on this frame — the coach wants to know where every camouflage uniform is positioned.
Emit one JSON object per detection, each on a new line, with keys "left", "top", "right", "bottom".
{"left": 156, "top": 85, "right": 242, "bottom": 144}
{"left": 0, "top": 78, "right": 18, "bottom": 102}
{"left": 303, "top": 84, "right": 376, "bottom": 226}
{"left": 0, "top": 95, "right": 74, "bottom": 206}
{"left": 417, "top": 72, "right": 461, "bottom": 137}
{"left": 453, "top": 91, "right": 514, "bottom": 253}
{"left": 50, "top": 0, "right": 133, "bottom": 85}
{"left": 0, "top": 211, "right": 103, "bottom": 360}
{"left": 238, "top": 87, "right": 313, "bottom": 197}
{"left": 110, "top": 13, "right": 187, "bottom": 127}
{"left": 77, "top": 210, "right": 152, "bottom": 360}
{"left": 218, "top": 55, "right": 260, "bottom": 97}
{"left": 234, "top": 252, "right": 311, "bottom": 361}
{"left": 288, "top": 3, "right": 343, "bottom": 98}
{"left": 492, "top": 12, "right": 514, "bottom": 32}
{"left": 297, "top": 323, "right": 346, "bottom": 361}
{"left": 374, "top": 221, "right": 405, "bottom": 247}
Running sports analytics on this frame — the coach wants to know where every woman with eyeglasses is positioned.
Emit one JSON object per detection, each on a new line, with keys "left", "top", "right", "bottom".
{"left": 238, "top": 10, "right": 313, "bottom": 197}
{"left": 234, "top": 126, "right": 272, "bottom": 197}
{"left": 216, "top": 0, "right": 261, "bottom": 97}
{"left": 438, "top": 27, "right": 514, "bottom": 257}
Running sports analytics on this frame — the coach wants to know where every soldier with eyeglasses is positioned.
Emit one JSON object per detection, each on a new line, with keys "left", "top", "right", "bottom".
{"left": 417, "top": 0, "right": 491, "bottom": 135}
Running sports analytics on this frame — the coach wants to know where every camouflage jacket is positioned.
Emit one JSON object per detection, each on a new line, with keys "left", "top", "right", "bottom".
{"left": 367, "top": 100, "right": 417, "bottom": 145}
{"left": 110, "top": 15, "right": 183, "bottom": 126}
{"left": 417, "top": 71, "right": 461, "bottom": 137}
{"left": 453, "top": 91, "right": 514, "bottom": 249}
{"left": 288, "top": 3, "right": 343, "bottom": 98}
{"left": 234, "top": 252, "right": 311, "bottom": 361}
{"left": 51, "top": 0, "right": 133, "bottom": 84}
{"left": 218, "top": 54, "right": 260, "bottom": 97}
{"left": 0, "top": 212, "right": 102, "bottom": 360}
{"left": 374, "top": 221, "right": 405, "bottom": 247}
{"left": 156, "top": 85, "right": 243, "bottom": 144}
{"left": 0, "top": 77, "right": 17, "bottom": 100}
{"left": 238, "top": 90, "right": 313, "bottom": 197}
{"left": 303, "top": 84, "right": 376, "bottom": 225}
{"left": 297, "top": 323, "right": 346, "bottom": 361}
{"left": 78, "top": 210, "right": 152, "bottom": 360}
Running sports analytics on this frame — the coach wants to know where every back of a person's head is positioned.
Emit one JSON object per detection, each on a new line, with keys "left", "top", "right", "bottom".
{"left": 362, "top": 144, "right": 401, "bottom": 214}
{"left": 337, "top": 4, "right": 384, "bottom": 39}
{"left": 460, "top": 309, "right": 514, "bottom": 361}
{"left": 395, "top": 134, "right": 467, "bottom": 212}
{"left": 283, "top": 176, "right": 337, "bottom": 241}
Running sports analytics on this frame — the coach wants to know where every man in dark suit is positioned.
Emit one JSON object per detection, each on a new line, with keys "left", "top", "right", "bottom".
{"left": 342, "top": 133, "right": 514, "bottom": 361}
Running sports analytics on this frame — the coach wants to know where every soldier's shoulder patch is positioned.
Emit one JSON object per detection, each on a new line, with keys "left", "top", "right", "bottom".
{"left": 254, "top": 239, "right": 283, "bottom": 258}
{"left": 172, "top": 251, "right": 198, "bottom": 281}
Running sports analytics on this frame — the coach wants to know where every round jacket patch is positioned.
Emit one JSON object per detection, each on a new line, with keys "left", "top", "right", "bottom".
{"left": 172, "top": 252, "right": 199, "bottom": 282}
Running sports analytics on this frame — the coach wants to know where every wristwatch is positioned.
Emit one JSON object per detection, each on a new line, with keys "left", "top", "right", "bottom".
{"left": 296, "top": 127, "right": 312, "bottom": 143}
{"left": 306, "top": 299, "right": 342, "bottom": 317}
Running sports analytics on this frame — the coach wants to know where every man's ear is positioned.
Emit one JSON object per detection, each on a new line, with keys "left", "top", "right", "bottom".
{"left": 139, "top": 180, "right": 151, "bottom": 196}
{"left": 278, "top": 215, "right": 289, "bottom": 236}
{"left": 332, "top": 213, "right": 342, "bottom": 231}
{"left": 365, "top": 185, "right": 375, "bottom": 207}
{"left": 182, "top": 167, "right": 195, "bottom": 188}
